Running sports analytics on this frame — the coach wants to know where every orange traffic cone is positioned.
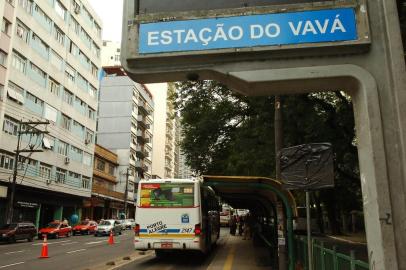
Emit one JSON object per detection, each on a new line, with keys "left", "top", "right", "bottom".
{"left": 108, "top": 230, "right": 114, "bottom": 245}
{"left": 39, "top": 235, "right": 49, "bottom": 259}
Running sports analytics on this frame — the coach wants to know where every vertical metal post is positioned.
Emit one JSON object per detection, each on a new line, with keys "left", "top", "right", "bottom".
{"left": 5, "top": 121, "right": 22, "bottom": 224}
{"left": 123, "top": 168, "right": 131, "bottom": 218}
{"left": 306, "top": 190, "right": 313, "bottom": 270}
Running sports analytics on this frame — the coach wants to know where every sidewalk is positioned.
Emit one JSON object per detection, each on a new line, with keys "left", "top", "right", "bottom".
{"left": 208, "top": 233, "right": 274, "bottom": 270}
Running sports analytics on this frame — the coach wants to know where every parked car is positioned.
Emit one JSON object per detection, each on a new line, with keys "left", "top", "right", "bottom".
{"left": 72, "top": 220, "right": 97, "bottom": 235}
{"left": 95, "top": 219, "right": 122, "bottom": 236}
{"left": 0, "top": 222, "right": 37, "bottom": 243}
{"left": 119, "top": 219, "right": 135, "bottom": 229}
{"left": 38, "top": 222, "right": 72, "bottom": 239}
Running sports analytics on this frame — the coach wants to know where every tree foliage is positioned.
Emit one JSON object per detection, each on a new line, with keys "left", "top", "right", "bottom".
{"left": 172, "top": 80, "right": 362, "bottom": 232}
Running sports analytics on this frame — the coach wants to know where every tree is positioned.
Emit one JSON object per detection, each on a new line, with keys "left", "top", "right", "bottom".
{"left": 173, "top": 81, "right": 362, "bottom": 234}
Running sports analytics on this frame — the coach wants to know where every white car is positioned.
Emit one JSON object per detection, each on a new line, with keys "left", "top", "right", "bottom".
{"left": 119, "top": 219, "right": 135, "bottom": 229}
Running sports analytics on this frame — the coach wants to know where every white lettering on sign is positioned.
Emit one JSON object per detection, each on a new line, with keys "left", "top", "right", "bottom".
{"left": 139, "top": 8, "right": 357, "bottom": 54}
{"left": 147, "top": 221, "right": 167, "bottom": 234}
{"left": 146, "top": 16, "right": 347, "bottom": 47}
{"left": 289, "top": 16, "right": 346, "bottom": 36}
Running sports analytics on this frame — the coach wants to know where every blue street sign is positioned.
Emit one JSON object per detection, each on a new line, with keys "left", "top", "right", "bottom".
{"left": 139, "top": 8, "right": 357, "bottom": 54}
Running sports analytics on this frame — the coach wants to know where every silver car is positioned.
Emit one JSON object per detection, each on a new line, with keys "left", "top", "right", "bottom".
{"left": 120, "top": 219, "right": 135, "bottom": 229}
{"left": 95, "top": 220, "right": 122, "bottom": 236}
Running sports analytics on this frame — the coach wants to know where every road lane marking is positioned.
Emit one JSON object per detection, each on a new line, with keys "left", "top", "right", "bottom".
{"left": 0, "top": 262, "right": 25, "bottom": 268}
{"left": 4, "top": 250, "right": 24, "bottom": 255}
{"left": 85, "top": 240, "right": 104, "bottom": 245}
{"left": 32, "top": 240, "right": 72, "bottom": 246}
{"left": 61, "top": 242, "right": 78, "bottom": 246}
{"left": 223, "top": 246, "right": 235, "bottom": 270}
{"left": 67, "top": 248, "right": 86, "bottom": 254}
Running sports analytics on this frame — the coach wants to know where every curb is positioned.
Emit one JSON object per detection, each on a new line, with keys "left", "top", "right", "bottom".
{"left": 106, "top": 251, "right": 154, "bottom": 270}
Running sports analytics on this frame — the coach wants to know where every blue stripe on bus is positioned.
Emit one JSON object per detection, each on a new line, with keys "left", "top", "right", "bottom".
{"left": 139, "top": 229, "right": 181, "bottom": 233}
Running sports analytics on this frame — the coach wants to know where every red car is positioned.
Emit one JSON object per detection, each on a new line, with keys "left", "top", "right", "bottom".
{"left": 38, "top": 222, "right": 72, "bottom": 239}
{"left": 72, "top": 220, "right": 97, "bottom": 235}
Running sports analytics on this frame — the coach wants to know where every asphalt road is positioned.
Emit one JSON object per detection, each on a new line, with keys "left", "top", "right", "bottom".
{"left": 0, "top": 230, "right": 135, "bottom": 270}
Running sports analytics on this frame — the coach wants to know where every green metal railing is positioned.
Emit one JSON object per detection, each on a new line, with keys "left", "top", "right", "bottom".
{"left": 295, "top": 236, "right": 369, "bottom": 270}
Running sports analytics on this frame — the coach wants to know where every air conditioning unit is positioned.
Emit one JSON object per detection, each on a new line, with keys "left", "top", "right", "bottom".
{"left": 64, "top": 157, "right": 70, "bottom": 164}
{"left": 74, "top": 5, "right": 81, "bottom": 14}
{"left": 85, "top": 138, "right": 91, "bottom": 145}
{"left": 16, "top": 27, "right": 24, "bottom": 38}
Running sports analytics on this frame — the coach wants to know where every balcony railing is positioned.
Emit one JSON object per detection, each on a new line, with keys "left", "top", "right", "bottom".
{"left": 92, "top": 183, "right": 124, "bottom": 201}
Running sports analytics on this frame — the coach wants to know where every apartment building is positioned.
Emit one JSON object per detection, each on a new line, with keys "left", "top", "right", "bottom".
{"left": 97, "top": 67, "right": 153, "bottom": 216}
{"left": 84, "top": 144, "right": 123, "bottom": 221}
{"left": 148, "top": 83, "right": 178, "bottom": 179}
{"left": 0, "top": 0, "right": 102, "bottom": 228}
{"left": 175, "top": 120, "right": 194, "bottom": 179}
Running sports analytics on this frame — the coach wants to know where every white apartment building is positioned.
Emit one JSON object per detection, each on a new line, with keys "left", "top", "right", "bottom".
{"left": 149, "top": 83, "right": 178, "bottom": 179}
{"left": 0, "top": 0, "right": 102, "bottom": 228}
{"left": 97, "top": 67, "right": 154, "bottom": 213}
{"left": 101, "top": 40, "right": 120, "bottom": 66}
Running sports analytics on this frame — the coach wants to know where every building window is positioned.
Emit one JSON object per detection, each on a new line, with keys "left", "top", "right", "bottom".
{"left": 39, "top": 163, "right": 51, "bottom": 180}
{"left": 91, "top": 42, "right": 100, "bottom": 57}
{"left": 30, "top": 62, "right": 46, "bottom": 80}
{"left": 61, "top": 114, "right": 71, "bottom": 130}
{"left": 1, "top": 18, "right": 11, "bottom": 36}
{"left": 48, "top": 77, "right": 60, "bottom": 96}
{"left": 34, "top": 5, "right": 52, "bottom": 27}
{"left": 82, "top": 176, "right": 90, "bottom": 189}
{"left": 44, "top": 103, "right": 57, "bottom": 122}
{"left": 16, "top": 20, "right": 29, "bottom": 42}
{"left": 55, "top": 1, "right": 66, "bottom": 20}
{"left": 91, "top": 64, "right": 98, "bottom": 78}
{"left": 95, "top": 23, "right": 101, "bottom": 38}
{"left": 88, "top": 107, "right": 95, "bottom": 120}
{"left": 0, "top": 152, "right": 14, "bottom": 170}
{"left": 85, "top": 129, "right": 93, "bottom": 144}
{"left": 56, "top": 168, "right": 66, "bottom": 183}
{"left": 70, "top": 16, "right": 80, "bottom": 35}
{"left": 63, "top": 89, "right": 73, "bottom": 105}
{"left": 89, "top": 85, "right": 97, "bottom": 98}
{"left": 69, "top": 171, "right": 80, "bottom": 180}
{"left": 53, "top": 25, "right": 64, "bottom": 45}
{"left": 11, "top": 51, "right": 26, "bottom": 73}
{"left": 108, "top": 164, "right": 115, "bottom": 175}
{"left": 0, "top": 50, "right": 6, "bottom": 66}
{"left": 26, "top": 92, "right": 38, "bottom": 103}
{"left": 57, "top": 140, "right": 69, "bottom": 156}
{"left": 68, "top": 39, "right": 78, "bottom": 56}
{"left": 96, "top": 159, "right": 105, "bottom": 171}
{"left": 18, "top": 0, "right": 33, "bottom": 13}
{"left": 83, "top": 152, "right": 92, "bottom": 166}
{"left": 65, "top": 64, "right": 75, "bottom": 82}
{"left": 31, "top": 33, "right": 49, "bottom": 55}
{"left": 3, "top": 116, "right": 19, "bottom": 136}
{"left": 50, "top": 50, "right": 63, "bottom": 71}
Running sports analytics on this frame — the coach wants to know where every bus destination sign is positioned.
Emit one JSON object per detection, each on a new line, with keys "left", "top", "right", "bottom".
{"left": 139, "top": 8, "right": 357, "bottom": 54}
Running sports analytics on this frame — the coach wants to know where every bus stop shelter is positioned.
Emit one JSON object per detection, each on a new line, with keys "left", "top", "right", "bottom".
{"left": 202, "top": 175, "right": 297, "bottom": 270}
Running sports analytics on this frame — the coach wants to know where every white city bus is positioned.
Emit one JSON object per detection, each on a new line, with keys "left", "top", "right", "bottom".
{"left": 134, "top": 178, "right": 220, "bottom": 257}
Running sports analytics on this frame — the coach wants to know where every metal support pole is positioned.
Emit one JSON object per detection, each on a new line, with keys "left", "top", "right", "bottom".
{"left": 5, "top": 122, "right": 22, "bottom": 224}
{"left": 123, "top": 168, "right": 131, "bottom": 218}
{"left": 306, "top": 190, "right": 313, "bottom": 270}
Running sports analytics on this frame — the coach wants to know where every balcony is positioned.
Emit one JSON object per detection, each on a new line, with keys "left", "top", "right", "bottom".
{"left": 92, "top": 183, "right": 124, "bottom": 201}
{"left": 93, "top": 169, "right": 117, "bottom": 183}
{"left": 138, "top": 100, "right": 151, "bottom": 115}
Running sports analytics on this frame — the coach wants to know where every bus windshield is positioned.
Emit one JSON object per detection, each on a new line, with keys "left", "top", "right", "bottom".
{"left": 140, "top": 183, "right": 194, "bottom": 208}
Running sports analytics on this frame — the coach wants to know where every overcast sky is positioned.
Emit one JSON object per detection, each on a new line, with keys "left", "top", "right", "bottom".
{"left": 88, "top": 0, "right": 123, "bottom": 42}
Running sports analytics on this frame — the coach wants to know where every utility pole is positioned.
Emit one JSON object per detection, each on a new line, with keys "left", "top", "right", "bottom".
{"left": 123, "top": 168, "right": 132, "bottom": 218}
{"left": 275, "top": 95, "right": 287, "bottom": 270}
{"left": 6, "top": 120, "right": 49, "bottom": 224}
